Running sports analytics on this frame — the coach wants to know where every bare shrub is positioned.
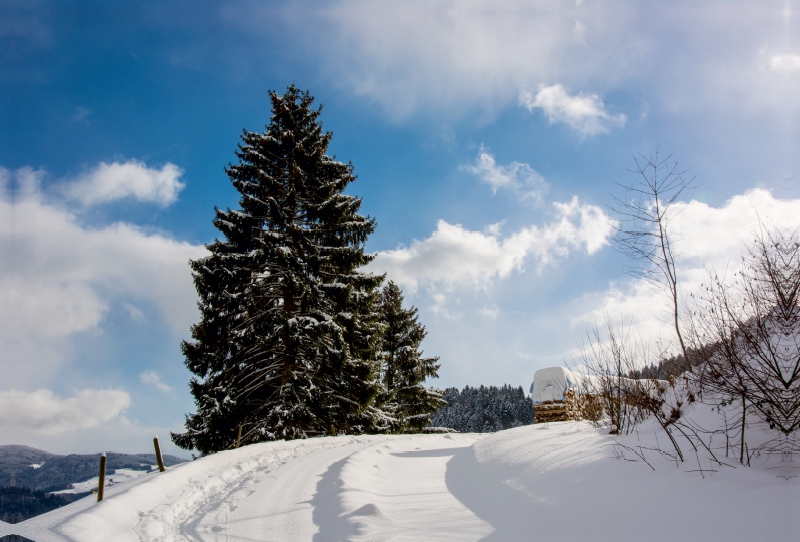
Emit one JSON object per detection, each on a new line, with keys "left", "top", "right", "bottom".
{"left": 577, "top": 316, "right": 651, "bottom": 435}
{"left": 689, "top": 228, "right": 800, "bottom": 461}
{"left": 604, "top": 152, "right": 800, "bottom": 469}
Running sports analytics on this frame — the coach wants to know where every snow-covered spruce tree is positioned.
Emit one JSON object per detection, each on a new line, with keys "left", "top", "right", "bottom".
{"left": 171, "top": 195, "right": 261, "bottom": 454}
{"left": 376, "top": 281, "right": 445, "bottom": 432}
{"left": 172, "top": 86, "right": 384, "bottom": 454}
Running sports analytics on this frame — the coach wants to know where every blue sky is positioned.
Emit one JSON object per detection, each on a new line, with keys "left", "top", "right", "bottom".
{"left": 4, "top": 0, "right": 800, "bottom": 456}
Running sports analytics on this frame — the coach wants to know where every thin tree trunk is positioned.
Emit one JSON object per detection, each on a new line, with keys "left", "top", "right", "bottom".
{"left": 740, "top": 394, "right": 746, "bottom": 465}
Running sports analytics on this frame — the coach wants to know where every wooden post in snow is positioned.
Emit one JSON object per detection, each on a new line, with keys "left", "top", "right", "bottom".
{"left": 236, "top": 425, "right": 242, "bottom": 448}
{"left": 153, "top": 436, "right": 166, "bottom": 472}
{"left": 97, "top": 453, "right": 106, "bottom": 502}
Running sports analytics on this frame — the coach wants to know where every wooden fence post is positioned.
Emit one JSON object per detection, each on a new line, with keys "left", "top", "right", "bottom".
{"left": 153, "top": 436, "right": 166, "bottom": 472}
{"left": 236, "top": 425, "right": 242, "bottom": 448}
{"left": 97, "top": 453, "right": 106, "bottom": 502}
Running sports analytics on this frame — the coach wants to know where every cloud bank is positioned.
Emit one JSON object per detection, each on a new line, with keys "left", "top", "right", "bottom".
{"left": 0, "top": 388, "right": 130, "bottom": 435}
{"left": 249, "top": 0, "right": 800, "bottom": 123}
{"left": 369, "top": 197, "right": 614, "bottom": 292}
{"left": 0, "top": 167, "right": 206, "bottom": 384}
{"left": 304, "top": 0, "right": 620, "bottom": 118}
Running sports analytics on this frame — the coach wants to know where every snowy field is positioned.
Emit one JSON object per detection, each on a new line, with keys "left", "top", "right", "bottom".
{"left": 2, "top": 416, "right": 798, "bottom": 541}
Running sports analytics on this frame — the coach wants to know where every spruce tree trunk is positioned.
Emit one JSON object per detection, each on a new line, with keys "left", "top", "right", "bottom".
{"left": 282, "top": 281, "right": 294, "bottom": 387}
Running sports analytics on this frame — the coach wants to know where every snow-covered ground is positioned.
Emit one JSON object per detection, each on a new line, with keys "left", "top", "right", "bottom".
{"left": 3, "top": 416, "right": 798, "bottom": 541}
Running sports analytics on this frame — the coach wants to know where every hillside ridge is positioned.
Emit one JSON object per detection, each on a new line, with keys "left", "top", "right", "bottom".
{"left": 0, "top": 445, "right": 186, "bottom": 492}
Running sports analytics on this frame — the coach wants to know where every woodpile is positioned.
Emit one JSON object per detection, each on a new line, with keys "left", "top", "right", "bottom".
{"left": 534, "top": 390, "right": 593, "bottom": 423}
{"left": 533, "top": 399, "right": 576, "bottom": 423}
{"left": 533, "top": 390, "right": 603, "bottom": 423}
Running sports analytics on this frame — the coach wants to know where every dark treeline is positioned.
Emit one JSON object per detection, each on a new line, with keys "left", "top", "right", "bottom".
{"left": 429, "top": 385, "right": 534, "bottom": 433}
{"left": 0, "top": 486, "right": 83, "bottom": 524}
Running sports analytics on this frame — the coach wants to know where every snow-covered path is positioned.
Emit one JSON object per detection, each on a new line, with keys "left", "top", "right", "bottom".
{"left": 4, "top": 420, "right": 799, "bottom": 541}
{"left": 3, "top": 434, "right": 492, "bottom": 542}
{"left": 178, "top": 433, "right": 490, "bottom": 541}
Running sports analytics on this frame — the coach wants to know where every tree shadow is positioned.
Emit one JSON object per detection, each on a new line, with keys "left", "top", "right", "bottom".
{"left": 445, "top": 446, "right": 532, "bottom": 541}
{"left": 310, "top": 457, "right": 358, "bottom": 542}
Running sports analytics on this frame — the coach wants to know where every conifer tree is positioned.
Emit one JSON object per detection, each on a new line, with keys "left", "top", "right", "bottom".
{"left": 171, "top": 188, "right": 261, "bottom": 454}
{"left": 173, "top": 86, "right": 384, "bottom": 454}
{"left": 376, "top": 281, "right": 445, "bottom": 432}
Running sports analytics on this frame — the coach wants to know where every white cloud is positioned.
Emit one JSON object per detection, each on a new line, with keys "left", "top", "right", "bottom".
{"left": 520, "top": 84, "right": 626, "bottom": 136}
{"left": 368, "top": 196, "right": 614, "bottom": 292}
{"left": 0, "top": 388, "right": 130, "bottom": 435}
{"left": 63, "top": 160, "right": 185, "bottom": 206}
{"left": 139, "top": 370, "right": 173, "bottom": 393}
{"left": 0, "top": 167, "right": 206, "bottom": 384}
{"left": 769, "top": 53, "right": 800, "bottom": 74}
{"left": 463, "top": 147, "right": 548, "bottom": 202}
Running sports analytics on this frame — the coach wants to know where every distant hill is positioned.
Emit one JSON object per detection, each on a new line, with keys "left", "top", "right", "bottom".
{"left": 0, "top": 445, "right": 187, "bottom": 493}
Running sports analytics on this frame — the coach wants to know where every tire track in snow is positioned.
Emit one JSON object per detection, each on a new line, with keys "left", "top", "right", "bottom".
{"left": 55, "top": 437, "right": 392, "bottom": 542}
{"left": 186, "top": 435, "right": 396, "bottom": 541}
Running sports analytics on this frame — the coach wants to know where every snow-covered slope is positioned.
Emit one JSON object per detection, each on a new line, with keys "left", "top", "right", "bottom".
{"left": 451, "top": 419, "right": 796, "bottom": 540}
{"left": 3, "top": 419, "right": 797, "bottom": 541}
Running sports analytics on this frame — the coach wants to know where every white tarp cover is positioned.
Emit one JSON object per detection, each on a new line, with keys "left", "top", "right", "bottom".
{"left": 531, "top": 367, "right": 599, "bottom": 404}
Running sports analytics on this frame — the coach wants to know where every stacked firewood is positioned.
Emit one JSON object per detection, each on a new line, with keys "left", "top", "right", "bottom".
{"left": 533, "top": 397, "right": 576, "bottom": 423}
{"left": 534, "top": 389, "right": 603, "bottom": 423}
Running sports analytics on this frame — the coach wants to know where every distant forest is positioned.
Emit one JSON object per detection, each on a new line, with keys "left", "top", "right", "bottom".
{"left": 0, "top": 486, "right": 84, "bottom": 524}
{"left": 429, "top": 385, "right": 534, "bottom": 433}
